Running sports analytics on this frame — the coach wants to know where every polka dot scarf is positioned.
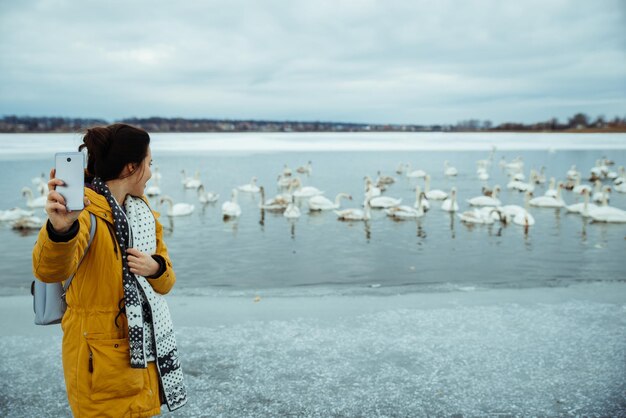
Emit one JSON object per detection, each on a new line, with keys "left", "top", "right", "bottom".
{"left": 92, "top": 178, "right": 187, "bottom": 411}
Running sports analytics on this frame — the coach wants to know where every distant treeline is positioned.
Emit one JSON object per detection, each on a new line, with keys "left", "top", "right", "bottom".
{"left": 1, "top": 113, "right": 625, "bottom": 133}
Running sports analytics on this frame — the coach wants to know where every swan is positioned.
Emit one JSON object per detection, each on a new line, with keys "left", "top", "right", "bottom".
{"left": 499, "top": 191, "right": 533, "bottom": 219}
{"left": 0, "top": 207, "right": 34, "bottom": 222}
{"left": 308, "top": 193, "right": 352, "bottom": 211}
{"left": 477, "top": 167, "right": 489, "bottom": 181}
{"left": 181, "top": 170, "right": 202, "bottom": 189}
{"left": 544, "top": 178, "right": 557, "bottom": 197}
{"left": 529, "top": 182, "right": 565, "bottom": 207}
{"left": 444, "top": 160, "right": 458, "bottom": 176}
{"left": 238, "top": 176, "right": 260, "bottom": 193}
{"left": 277, "top": 174, "right": 292, "bottom": 188}
{"left": 11, "top": 215, "right": 44, "bottom": 230}
{"left": 513, "top": 210, "right": 535, "bottom": 227}
{"left": 566, "top": 165, "right": 578, "bottom": 180}
{"left": 512, "top": 172, "right": 525, "bottom": 182}
{"left": 458, "top": 208, "right": 495, "bottom": 224}
{"left": 533, "top": 167, "right": 546, "bottom": 184}
{"left": 592, "top": 182, "right": 610, "bottom": 203}
{"left": 507, "top": 179, "right": 534, "bottom": 193}
{"left": 613, "top": 166, "right": 625, "bottom": 185}
{"left": 146, "top": 177, "right": 161, "bottom": 197}
{"left": 566, "top": 189, "right": 597, "bottom": 217}
{"left": 406, "top": 163, "right": 427, "bottom": 179}
{"left": 292, "top": 178, "right": 324, "bottom": 198}
{"left": 505, "top": 157, "right": 524, "bottom": 171}
{"left": 616, "top": 183, "right": 626, "bottom": 193}
{"left": 468, "top": 186, "right": 501, "bottom": 206}
{"left": 152, "top": 165, "right": 162, "bottom": 180}
{"left": 369, "top": 194, "right": 402, "bottom": 209}
{"left": 572, "top": 177, "right": 592, "bottom": 194}
{"left": 222, "top": 189, "right": 242, "bottom": 219}
{"left": 282, "top": 164, "right": 293, "bottom": 177}
{"left": 395, "top": 163, "right": 406, "bottom": 175}
{"left": 197, "top": 185, "right": 219, "bottom": 204}
{"left": 296, "top": 161, "right": 313, "bottom": 175}
{"left": 283, "top": 196, "right": 301, "bottom": 219}
{"left": 386, "top": 189, "right": 426, "bottom": 219}
{"left": 335, "top": 198, "right": 371, "bottom": 221}
{"left": 159, "top": 196, "right": 194, "bottom": 216}
{"left": 424, "top": 175, "right": 448, "bottom": 200}
{"left": 363, "top": 176, "right": 382, "bottom": 197}
{"left": 587, "top": 194, "right": 626, "bottom": 223}
{"left": 385, "top": 201, "right": 424, "bottom": 219}
{"left": 413, "top": 186, "right": 430, "bottom": 211}
{"left": 376, "top": 171, "right": 396, "bottom": 185}
{"left": 258, "top": 186, "right": 288, "bottom": 212}
{"left": 21, "top": 187, "right": 47, "bottom": 208}
{"left": 441, "top": 188, "right": 459, "bottom": 212}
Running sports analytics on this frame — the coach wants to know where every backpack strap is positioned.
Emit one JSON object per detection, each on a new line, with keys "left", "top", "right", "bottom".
{"left": 62, "top": 213, "right": 97, "bottom": 295}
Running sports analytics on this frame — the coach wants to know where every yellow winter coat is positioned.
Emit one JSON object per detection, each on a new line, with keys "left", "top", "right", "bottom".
{"left": 33, "top": 188, "right": 176, "bottom": 417}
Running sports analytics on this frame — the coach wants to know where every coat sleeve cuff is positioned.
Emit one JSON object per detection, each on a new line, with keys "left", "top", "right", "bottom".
{"left": 47, "top": 219, "right": 80, "bottom": 243}
{"left": 146, "top": 254, "right": 167, "bottom": 279}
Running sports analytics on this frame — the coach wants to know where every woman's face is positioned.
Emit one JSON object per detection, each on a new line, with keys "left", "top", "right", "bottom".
{"left": 129, "top": 147, "right": 152, "bottom": 196}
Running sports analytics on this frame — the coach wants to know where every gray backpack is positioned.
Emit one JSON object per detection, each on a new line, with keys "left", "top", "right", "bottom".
{"left": 31, "top": 213, "right": 97, "bottom": 325}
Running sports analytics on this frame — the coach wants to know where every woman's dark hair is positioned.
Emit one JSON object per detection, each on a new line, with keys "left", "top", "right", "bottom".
{"left": 79, "top": 123, "right": 150, "bottom": 183}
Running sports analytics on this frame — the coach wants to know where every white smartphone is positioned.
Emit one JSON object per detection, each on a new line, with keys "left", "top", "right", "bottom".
{"left": 55, "top": 152, "right": 85, "bottom": 211}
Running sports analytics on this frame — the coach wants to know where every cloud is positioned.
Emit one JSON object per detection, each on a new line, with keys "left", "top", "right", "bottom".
{"left": 0, "top": 0, "right": 624, "bottom": 124}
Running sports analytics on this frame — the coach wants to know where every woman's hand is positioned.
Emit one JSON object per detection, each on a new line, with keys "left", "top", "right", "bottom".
{"left": 46, "top": 168, "right": 90, "bottom": 233}
{"left": 126, "top": 248, "right": 160, "bottom": 277}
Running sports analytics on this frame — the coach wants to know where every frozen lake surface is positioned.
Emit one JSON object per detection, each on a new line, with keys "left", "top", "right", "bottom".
{"left": 0, "top": 283, "right": 624, "bottom": 417}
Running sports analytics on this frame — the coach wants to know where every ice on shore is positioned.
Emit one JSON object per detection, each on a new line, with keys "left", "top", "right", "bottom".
{"left": 1, "top": 299, "right": 624, "bottom": 417}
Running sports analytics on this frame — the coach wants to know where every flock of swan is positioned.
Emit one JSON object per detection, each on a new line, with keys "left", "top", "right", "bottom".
{"left": 2, "top": 155, "right": 626, "bottom": 234}
{"left": 142, "top": 156, "right": 626, "bottom": 227}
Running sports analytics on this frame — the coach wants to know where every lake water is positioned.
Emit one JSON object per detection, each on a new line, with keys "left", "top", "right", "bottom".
{"left": 1, "top": 132, "right": 625, "bottom": 297}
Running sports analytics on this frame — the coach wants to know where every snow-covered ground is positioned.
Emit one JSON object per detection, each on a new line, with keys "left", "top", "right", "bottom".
{"left": 1, "top": 282, "right": 625, "bottom": 417}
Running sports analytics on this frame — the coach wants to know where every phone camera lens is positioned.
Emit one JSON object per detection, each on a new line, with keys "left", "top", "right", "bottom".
{"left": 67, "top": 157, "right": 72, "bottom": 162}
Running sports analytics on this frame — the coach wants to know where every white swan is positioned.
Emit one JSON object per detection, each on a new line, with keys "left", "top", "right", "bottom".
{"left": 441, "top": 188, "right": 459, "bottom": 212}
{"left": 458, "top": 208, "right": 495, "bottom": 224}
{"left": 238, "top": 176, "right": 260, "bottom": 193}
{"left": 21, "top": 187, "right": 47, "bottom": 208}
{"left": 385, "top": 204, "right": 423, "bottom": 219}
{"left": 296, "top": 161, "right": 313, "bottom": 175}
{"left": 283, "top": 196, "right": 301, "bottom": 219}
{"left": 566, "top": 189, "right": 597, "bottom": 217}
{"left": 376, "top": 171, "right": 396, "bottom": 185}
{"left": 369, "top": 194, "right": 402, "bottom": 209}
{"left": 544, "top": 177, "right": 557, "bottom": 197}
{"left": 308, "top": 193, "right": 352, "bottom": 211}
{"left": 477, "top": 167, "right": 489, "bottom": 181}
{"left": 587, "top": 194, "right": 626, "bottom": 223}
{"left": 181, "top": 170, "right": 202, "bottom": 189}
{"left": 405, "top": 163, "right": 427, "bottom": 179}
{"left": 277, "top": 174, "right": 292, "bottom": 188}
{"left": 282, "top": 164, "right": 293, "bottom": 177}
{"left": 566, "top": 165, "right": 578, "bottom": 180}
{"left": 0, "top": 207, "right": 34, "bottom": 222}
{"left": 507, "top": 179, "right": 535, "bottom": 193}
{"left": 513, "top": 210, "right": 535, "bottom": 227}
{"left": 259, "top": 186, "right": 288, "bottom": 212}
{"left": 529, "top": 182, "right": 565, "bottom": 208}
{"left": 197, "top": 185, "right": 219, "bottom": 204}
{"left": 12, "top": 215, "right": 44, "bottom": 230}
{"left": 335, "top": 198, "right": 371, "bottom": 221}
{"left": 159, "top": 196, "right": 195, "bottom": 216}
{"left": 152, "top": 165, "right": 162, "bottom": 181}
{"left": 222, "top": 189, "right": 242, "bottom": 219}
{"left": 468, "top": 186, "right": 501, "bottom": 206}
{"left": 592, "top": 183, "right": 610, "bottom": 203}
{"left": 424, "top": 175, "right": 448, "bottom": 200}
{"left": 572, "top": 177, "right": 592, "bottom": 194}
{"left": 444, "top": 161, "right": 458, "bottom": 176}
{"left": 292, "top": 178, "right": 324, "bottom": 198}
{"left": 364, "top": 176, "right": 382, "bottom": 197}
{"left": 146, "top": 177, "right": 161, "bottom": 197}
{"left": 499, "top": 191, "right": 533, "bottom": 219}
{"left": 413, "top": 186, "right": 430, "bottom": 211}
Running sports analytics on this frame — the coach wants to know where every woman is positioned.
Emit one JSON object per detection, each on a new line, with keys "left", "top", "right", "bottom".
{"left": 32, "top": 124, "right": 187, "bottom": 417}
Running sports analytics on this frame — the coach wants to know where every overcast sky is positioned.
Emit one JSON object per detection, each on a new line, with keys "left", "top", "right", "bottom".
{"left": 0, "top": 0, "right": 624, "bottom": 125}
